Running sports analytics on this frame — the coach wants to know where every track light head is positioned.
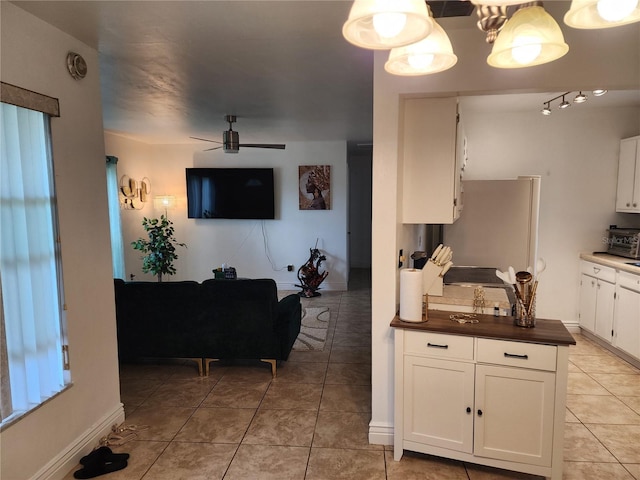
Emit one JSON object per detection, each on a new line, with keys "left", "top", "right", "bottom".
{"left": 573, "top": 91, "right": 588, "bottom": 103}
{"left": 593, "top": 89, "right": 608, "bottom": 96}
{"left": 559, "top": 95, "right": 571, "bottom": 109}
{"left": 541, "top": 103, "right": 552, "bottom": 115}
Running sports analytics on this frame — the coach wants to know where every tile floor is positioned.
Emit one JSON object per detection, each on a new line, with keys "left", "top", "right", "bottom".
{"left": 65, "top": 269, "right": 640, "bottom": 479}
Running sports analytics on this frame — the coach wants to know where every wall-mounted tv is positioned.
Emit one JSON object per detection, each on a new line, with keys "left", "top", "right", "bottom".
{"left": 186, "top": 168, "right": 275, "bottom": 219}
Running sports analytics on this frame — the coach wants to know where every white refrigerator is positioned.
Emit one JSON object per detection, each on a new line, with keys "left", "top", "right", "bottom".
{"left": 443, "top": 176, "right": 540, "bottom": 273}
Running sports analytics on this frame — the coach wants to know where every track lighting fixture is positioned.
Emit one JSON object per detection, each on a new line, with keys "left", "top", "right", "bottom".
{"left": 540, "top": 89, "right": 607, "bottom": 114}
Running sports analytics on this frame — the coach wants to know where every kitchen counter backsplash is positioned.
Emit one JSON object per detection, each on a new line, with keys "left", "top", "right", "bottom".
{"left": 580, "top": 252, "right": 640, "bottom": 275}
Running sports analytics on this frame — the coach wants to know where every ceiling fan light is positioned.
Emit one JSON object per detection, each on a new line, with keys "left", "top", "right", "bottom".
{"left": 574, "top": 91, "right": 588, "bottom": 103}
{"left": 384, "top": 21, "right": 457, "bottom": 75}
{"left": 342, "top": 0, "right": 433, "bottom": 50}
{"left": 593, "top": 89, "right": 608, "bottom": 96}
{"left": 487, "top": 6, "right": 569, "bottom": 68}
{"left": 564, "top": 0, "right": 640, "bottom": 28}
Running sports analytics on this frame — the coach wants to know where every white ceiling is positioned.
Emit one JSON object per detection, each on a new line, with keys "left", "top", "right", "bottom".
{"left": 11, "top": 1, "right": 640, "bottom": 146}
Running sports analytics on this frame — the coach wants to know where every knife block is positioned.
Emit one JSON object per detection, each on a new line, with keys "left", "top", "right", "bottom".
{"left": 427, "top": 277, "right": 444, "bottom": 296}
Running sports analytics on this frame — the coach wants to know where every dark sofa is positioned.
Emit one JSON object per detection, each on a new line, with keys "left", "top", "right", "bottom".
{"left": 113, "top": 278, "right": 301, "bottom": 376}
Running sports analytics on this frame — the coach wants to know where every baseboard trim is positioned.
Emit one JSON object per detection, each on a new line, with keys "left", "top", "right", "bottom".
{"left": 579, "top": 328, "right": 640, "bottom": 369}
{"left": 33, "top": 403, "right": 125, "bottom": 480}
{"left": 368, "top": 421, "right": 394, "bottom": 446}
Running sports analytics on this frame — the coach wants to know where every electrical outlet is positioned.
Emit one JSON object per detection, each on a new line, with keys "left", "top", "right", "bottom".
{"left": 287, "top": 265, "right": 294, "bottom": 272}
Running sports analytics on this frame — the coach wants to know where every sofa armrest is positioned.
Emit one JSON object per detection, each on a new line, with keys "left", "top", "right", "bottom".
{"left": 275, "top": 294, "right": 302, "bottom": 359}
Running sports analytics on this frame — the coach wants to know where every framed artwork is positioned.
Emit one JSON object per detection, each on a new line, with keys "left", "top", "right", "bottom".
{"left": 299, "top": 165, "right": 331, "bottom": 210}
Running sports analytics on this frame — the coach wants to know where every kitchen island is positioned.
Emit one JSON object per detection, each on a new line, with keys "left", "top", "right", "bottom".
{"left": 391, "top": 310, "right": 575, "bottom": 480}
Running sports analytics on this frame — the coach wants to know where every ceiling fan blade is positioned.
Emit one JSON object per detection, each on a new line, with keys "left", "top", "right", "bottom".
{"left": 239, "top": 144, "right": 286, "bottom": 150}
{"left": 204, "top": 146, "right": 223, "bottom": 151}
{"left": 190, "top": 136, "right": 222, "bottom": 144}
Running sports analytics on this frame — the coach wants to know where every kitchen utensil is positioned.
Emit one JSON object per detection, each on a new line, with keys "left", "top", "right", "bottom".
{"left": 431, "top": 244, "right": 443, "bottom": 260}
{"left": 435, "top": 246, "right": 450, "bottom": 265}
{"left": 440, "top": 261, "right": 453, "bottom": 277}
{"left": 535, "top": 258, "right": 547, "bottom": 277}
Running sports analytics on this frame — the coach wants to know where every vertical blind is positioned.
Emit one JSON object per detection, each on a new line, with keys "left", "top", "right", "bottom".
{"left": 0, "top": 102, "right": 67, "bottom": 422}
{"left": 106, "top": 156, "right": 125, "bottom": 279}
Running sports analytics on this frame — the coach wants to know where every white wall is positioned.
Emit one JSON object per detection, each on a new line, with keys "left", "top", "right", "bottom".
{"left": 104, "top": 133, "right": 349, "bottom": 290}
{"left": 0, "top": 4, "right": 123, "bottom": 479}
{"left": 370, "top": 17, "right": 640, "bottom": 444}
{"left": 459, "top": 104, "right": 640, "bottom": 324}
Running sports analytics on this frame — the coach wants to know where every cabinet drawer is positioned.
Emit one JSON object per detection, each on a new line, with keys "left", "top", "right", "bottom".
{"left": 581, "top": 261, "right": 616, "bottom": 283}
{"left": 477, "top": 338, "right": 557, "bottom": 372}
{"left": 619, "top": 271, "right": 640, "bottom": 292}
{"left": 404, "top": 331, "right": 474, "bottom": 360}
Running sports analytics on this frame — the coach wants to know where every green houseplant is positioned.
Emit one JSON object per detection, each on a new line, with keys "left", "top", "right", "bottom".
{"left": 131, "top": 215, "right": 186, "bottom": 282}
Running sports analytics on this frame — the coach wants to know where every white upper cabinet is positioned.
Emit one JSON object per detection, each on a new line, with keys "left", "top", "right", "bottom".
{"left": 401, "top": 97, "right": 465, "bottom": 224}
{"left": 616, "top": 136, "right": 640, "bottom": 213}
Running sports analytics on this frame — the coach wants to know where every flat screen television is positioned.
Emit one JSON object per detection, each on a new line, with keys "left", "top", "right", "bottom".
{"left": 186, "top": 168, "right": 275, "bottom": 219}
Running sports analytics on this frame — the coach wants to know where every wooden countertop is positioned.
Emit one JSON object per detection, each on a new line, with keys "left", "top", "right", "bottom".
{"left": 391, "top": 310, "right": 576, "bottom": 346}
{"left": 580, "top": 253, "right": 640, "bottom": 275}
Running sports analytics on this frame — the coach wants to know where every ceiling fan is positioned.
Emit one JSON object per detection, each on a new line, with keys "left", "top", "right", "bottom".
{"left": 191, "top": 115, "right": 286, "bottom": 154}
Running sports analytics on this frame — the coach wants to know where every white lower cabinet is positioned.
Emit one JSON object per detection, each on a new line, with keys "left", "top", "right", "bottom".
{"left": 614, "top": 271, "right": 640, "bottom": 359}
{"left": 403, "top": 356, "right": 474, "bottom": 453}
{"left": 474, "top": 364, "right": 555, "bottom": 467}
{"left": 394, "top": 330, "right": 569, "bottom": 480}
{"left": 579, "top": 261, "right": 616, "bottom": 342}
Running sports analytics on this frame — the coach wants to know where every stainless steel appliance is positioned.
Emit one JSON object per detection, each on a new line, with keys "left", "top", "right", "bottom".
{"left": 607, "top": 227, "right": 640, "bottom": 259}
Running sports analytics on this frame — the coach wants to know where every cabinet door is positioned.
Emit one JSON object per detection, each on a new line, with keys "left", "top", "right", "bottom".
{"left": 403, "top": 355, "right": 474, "bottom": 453}
{"left": 579, "top": 274, "right": 597, "bottom": 332}
{"left": 616, "top": 138, "right": 640, "bottom": 212}
{"left": 614, "top": 286, "right": 640, "bottom": 359}
{"left": 594, "top": 279, "right": 616, "bottom": 342}
{"left": 474, "top": 365, "right": 555, "bottom": 467}
{"left": 402, "top": 97, "right": 458, "bottom": 224}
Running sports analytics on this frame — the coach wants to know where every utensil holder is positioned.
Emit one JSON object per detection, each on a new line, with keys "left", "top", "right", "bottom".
{"left": 514, "top": 297, "right": 535, "bottom": 328}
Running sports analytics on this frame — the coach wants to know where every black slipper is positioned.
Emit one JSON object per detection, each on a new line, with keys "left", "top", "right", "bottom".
{"left": 73, "top": 459, "right": 128, "bottom": 479}
{"left": 80, "top": 446, "right": 130, "bottom": 466}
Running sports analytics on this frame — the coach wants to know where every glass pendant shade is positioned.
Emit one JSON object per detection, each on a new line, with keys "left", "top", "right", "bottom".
{"left": 342, "top": 0, "right": 433, "bottom": 49}
{"left": 487, "top": 6, "right": 569, "bottom": 68}
{"left": 564, "top": 0, "right": 640, "bottom": 28}
{"left": 384, "top": 21, "right": 457, "bottom": 75}
{"left": 470, "top": 0, "right": 525, "bottom": 6}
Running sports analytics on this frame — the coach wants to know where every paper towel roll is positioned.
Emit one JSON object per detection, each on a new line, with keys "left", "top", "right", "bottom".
{"left": 400, "top": 268, "right": 424, "bottom": 323}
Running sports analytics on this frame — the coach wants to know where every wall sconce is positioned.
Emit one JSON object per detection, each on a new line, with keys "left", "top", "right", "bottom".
{"left": 119, "top": 175, "right": 150, "bottom": 210}
{"left": 154, "top": 195, "right": 176, "bottom": 216}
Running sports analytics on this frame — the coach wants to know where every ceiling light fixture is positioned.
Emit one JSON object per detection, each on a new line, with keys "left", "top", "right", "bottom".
{"left": 487, "top": 3, "right": 569, "bottom": 68}
{"left": 564, "top": 0, "right": 640, "bottom": 28}
{"left": 385, "top": 7, "right": 457, "bottom": 75}
{"left": 342, "top": 0, "right": 433, "bottom": 50}
{"left": 540, "top": 89, "right": 607, "bottom": 115}
{"left": 343, "top": 1, "right": 635, "bottom": 76}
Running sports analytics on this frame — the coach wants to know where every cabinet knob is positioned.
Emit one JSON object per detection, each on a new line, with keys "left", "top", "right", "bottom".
{"left": 466, "top": 407, "right": 471, "bottom": 413}
{"left": 634, "top": 203, "right": 638, "bottom": 207}
{"left": 627, "top": 203, "right": 631, "bottom": 207}
{"left": 477, "top": 409, "right": 483, "bottom": 416}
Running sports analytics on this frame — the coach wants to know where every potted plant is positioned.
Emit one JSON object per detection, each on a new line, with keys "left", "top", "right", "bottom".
{"left": 131, "top": 215, "right": 186, "bottom": 282}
